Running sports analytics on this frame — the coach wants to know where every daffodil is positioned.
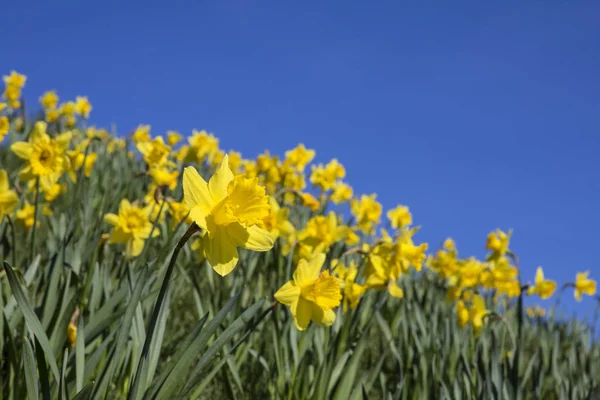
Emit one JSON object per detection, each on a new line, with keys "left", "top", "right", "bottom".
{"left": 350, "top": 194, "right": 382, "bottom": 234}
{"left": 183, "top": 154, "right": 274, "bottom": 276}
{"left": 0, "top": 116, "right": 9, "bottom": 142}
{"left": 274, "top": 253, "right": 342, "bottom": 330}
{"left": 136, "top": 136, "right": 172, "bottom": 168}
{"left": 387, "top": 205, "right": 412, "bottom": 229}
{"left": 330, "top": 181, "right": 353, "bottom": 204}
{"left": 185, "top": 129, "right": 219, "bottom": 164}
{"left": 0, "top": 170, "right": 19, "bottom": 217}
{"left": 103, "top": 199, "right": 159, "bottom": 258}
{"left": 284, "top": 144, "right": 315, "bottom": 172}
{"left": 527, "top": 267, "right": 556, "bottom": 300}
{"left": 40, "top": 90, "right": 59, "bottom": 110}
{"left": 167, "top": 130, "right": 182, "bottom": 146}
{"left": 262, "top": 197, "right": 295, "bottom": 241}
{"left": 11, "top": 122, "right": 72, "bottom": 188}
{"left": 132, "top": 124, "right": 151, "bottom": 144}
{"left": 574, "top": 271, "right": 596, "bottom": 301}
{"left": 332, "top": 259, "right": 366, "bottom": 311}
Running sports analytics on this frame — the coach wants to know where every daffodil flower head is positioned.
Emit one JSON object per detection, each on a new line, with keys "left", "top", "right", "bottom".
{"left": 574, "top": 271, "right": 596, "bottom": 301}
{"left": 527, "top": 267, "right": 557, "bottom": 300}
{"left": 103, "top": 199, "right": 158, "bottom": 258}
{"left": 183, "top": 154, "right": 274, "bottom": 276}
{"left": 274, "top": 253, "right": 342, "bottom": 331}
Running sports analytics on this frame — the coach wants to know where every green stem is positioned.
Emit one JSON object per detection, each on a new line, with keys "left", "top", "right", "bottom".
{"left": 6, "top": 215, "right": 17, "bottom": 268}
{"left": 30, "top": 177, "right": 40, "bottom": 263}
{"left": 127, "top": 223, "right": 200, "bottom": 400}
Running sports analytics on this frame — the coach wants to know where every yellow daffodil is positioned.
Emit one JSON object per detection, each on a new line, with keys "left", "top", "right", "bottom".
{"left": 486, "top": 229, "right": 511, "bottom": 259}
{"left": 284, "top": 143, "right": 315, "bottom": 172}
{"left": 132, "top": 124, "right": 151, "bottom": 144}
{"left": 330, "top": 181, "right": 353, "bottom": 204}
{"left": 167, "top": 130, "right": 183, "bottom": 146}
{"left": 526, "top": 305, "right": 546, "bottom": 318}
{"left": 0, "top": 170, "right": 19, "bottom": 217}
{"left": 332, "top": 259, "right": 366, "bottom": 311}
{"left": 183, "top": 154, "right": 274, "bottom": 276}
{"left": 262, "top": 197, "right": 295, "bottom": 241}
{"left": 136, "top": 136, "right": 172, "bottom": 168}
{"left": 11, "top": 122, "right": 72, "bottom": 187}
{"left": 103, "top": 199, "right": 158, "bottom": 258}
{"left": 274, "top": 253, "right": 342, "bottom": 331}
{"left": 185, "top": 129, "right": 219, "bottom": 164}
{"left": 350, "top": 194, "right": 382, "bottom": 234}
{"left": 527, "top": 267, "right": 556, "bottom": 300}
{"left": 387, "top": 205, "right": 412, "bottom": 229}
{"left": 0, "top": 116, "right": 9, "bottom": 142}
{"left": 40, "top": 90, "right": 59, "bottom": 110}
{"left": 574, "top": 271, "right": 596, "bottom": 301}
{"left": 299, "top": 192, "right": 320, "bottom": 211}
{"left": 149, "top": 168, "right": 179, "bottom": 190}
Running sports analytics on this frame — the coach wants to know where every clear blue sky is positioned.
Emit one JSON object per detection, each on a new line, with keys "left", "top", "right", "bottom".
{"left": 3, "top": 1, "right": 599, "bottom": 317}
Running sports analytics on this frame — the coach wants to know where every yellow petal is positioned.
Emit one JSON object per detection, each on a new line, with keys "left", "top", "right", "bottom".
{"left": 108, "top": 228, "right": 129, "bottom": 244}
{"left": 204, "top": 229, "right": 239, "bottom": 276}
{"left": 242, "top": 225, "right": 274, "bottom": 251}
{"left": 208, "top": 154, "right": 234, "bottom": 202}
{"left": 534, "top": 267, "right": 544, "bottom": 284}
{"left": 126, "top": 238, "right": 145, "bottom": 258}
{"left": 0, "top": 191, "right": 18, "bottom": 215}
{"left": 11, "top": 142, "right": 33, "bottom": 159}
{"left": 312, "top": 305, "right": 336, "bottom": 326}
{"left": 119, "top": 198, "right": 132, "bottom": 212}
{"left": 183, "top": 166, "right": 214, "bottom": 210}
{"left": 0, "top": 170, "right": 8, "bottom": 192}
{"left": 274, "top": 281, "right": 300, "bottom": 306}
{"left": 388, "top": 280, "right": 404, "bottom": 299}
{"left": 103, "top": 213, "right": 120, "bottom": 226}
{"left": 293, "top": 253, "right": 325, "bottom": 286}
{"left": 292, "top": 297, "right": 312, "bottom": 331}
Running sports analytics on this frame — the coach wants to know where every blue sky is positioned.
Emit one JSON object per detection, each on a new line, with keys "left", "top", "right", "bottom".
{"left": 3, "top": 1, "right": 599, "bottom": 317}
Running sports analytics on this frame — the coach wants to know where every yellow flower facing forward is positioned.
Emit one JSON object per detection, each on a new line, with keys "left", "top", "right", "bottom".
{"left": 574, "top": 271, "right": 596, "bottom": 301}
{"left": 330, "top": 181, "right": 353, "bottom": 204}
{"left": 3, "top": 71, "right": 27, "bottom": 88}
{"left": 103, "top": 199, "right": 159, "bottom": 258}
{"left": 11, "top": 122, "right": 72, "bottom": 187}
{"left": 183, "top": 154, "right": 274, "bottom": 276}
{"left": 350, "top": 194, "right": 382, "bottom": 234}
{"left": 75, "top": 96, "right": 92, "bottom": 118}
{"left": 0, "top": 116, "right": 8, "bottom": 142}
{"left": 456, "top": 300, "right": 469, "bottom": 328}
{"left": 527, "top": 267, "right": 556, "bottom": 300}
{"left": 40, "top": 90, "right": 59, "bottom": 110}
{"left": 274, "top": 253, "right": 342, "bottom": 331}
{"left": 0, "top": 170, "right": 19, "bottom": 217}
{"left": 284, "top": 143, "right": 315, "bottom": 172}
{"left": 387, "top": 205, "right": 412, "bottom": 229}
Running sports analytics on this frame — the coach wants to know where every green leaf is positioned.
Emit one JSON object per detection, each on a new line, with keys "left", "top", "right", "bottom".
{"left": 71, "top": 382, "right": 95, "bottom": 400}
{"left": 23, "top": 337, "right": 40, "bottom": 400}
{"left": 180, "top": 298, "right": 266, "bottom": 397}
{"left": 153, "top": 291, "right": 244, "bottom": 399}
{"left": 76, "top": 316, "right": 85, "bottom": 393}
{"left": 3, "top": 262, "right": 61, "bottom": 382}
